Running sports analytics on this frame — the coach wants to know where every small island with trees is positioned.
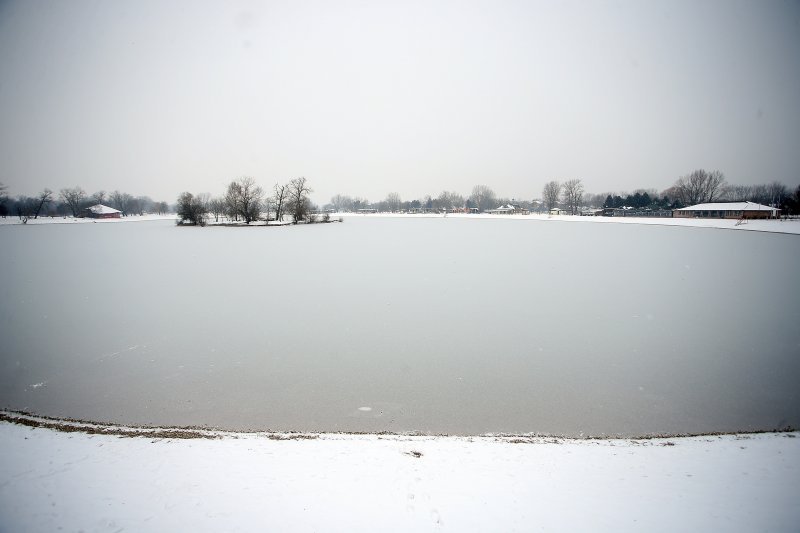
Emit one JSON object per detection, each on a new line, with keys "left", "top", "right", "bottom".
{"left": 176, "top": 176, "right": 337, "bottom": 227}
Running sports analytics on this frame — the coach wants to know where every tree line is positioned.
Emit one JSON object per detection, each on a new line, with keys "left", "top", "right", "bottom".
{"left": 177, "top": 176, "right": 317, "bottom": 226}
{"left": 0, "top": 183, "right": 169, "bottom": 222}
{"left": 328, "top": 185, "right": 507, "bottom": 214}
{"left": 325, "top": 170, "right": 800, "bottom": 216}
{"left": 3, "top": 169, "right": 799, "bottom": 224}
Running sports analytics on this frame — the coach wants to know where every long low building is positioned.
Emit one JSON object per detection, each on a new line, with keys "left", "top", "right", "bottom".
{"left": 673, "top": 202, "right": 779, "bottom": 219}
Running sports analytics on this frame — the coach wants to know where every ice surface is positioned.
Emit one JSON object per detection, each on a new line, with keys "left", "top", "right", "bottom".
{"left": 0, "top": 218, "right": 798, "bottom": 435}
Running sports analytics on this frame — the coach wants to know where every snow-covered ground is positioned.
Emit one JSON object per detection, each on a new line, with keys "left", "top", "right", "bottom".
{"left": 336, "top": 212, "right": 800, "bottom": 234}
{"left": 0, "top": 213, "right": 177, "bottom": 225}
{"left": 0, "top": 415, "right": 797, "bottom": 532}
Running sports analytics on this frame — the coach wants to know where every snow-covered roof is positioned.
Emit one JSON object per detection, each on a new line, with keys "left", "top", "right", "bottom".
{"left": 491, "top": 204, "right": 523, "bottom": 211}
{"left": 86, "top": 204, "right": 121, "bottom": 214}
{"left": 676, "top": 202, "right": 777, "bottom": 212}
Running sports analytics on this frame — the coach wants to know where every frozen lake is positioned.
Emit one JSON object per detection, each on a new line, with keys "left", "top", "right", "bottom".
{"left": 1, "top": 217, "right": 798, "bottom": 436}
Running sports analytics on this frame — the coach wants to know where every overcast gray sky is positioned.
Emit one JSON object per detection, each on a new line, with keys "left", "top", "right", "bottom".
{"left": 1, "top": 0, "right": 798, "bottom": 205}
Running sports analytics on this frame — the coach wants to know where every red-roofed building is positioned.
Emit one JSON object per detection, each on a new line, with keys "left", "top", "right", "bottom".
{"left": 80, "top": 204, "right": 122, "bottom": 219}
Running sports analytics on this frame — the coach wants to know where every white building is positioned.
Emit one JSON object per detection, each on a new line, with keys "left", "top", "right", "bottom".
{"left": 488, "top": 204, "right": 530, "bottom": 215}
{"left": 673, "top": 202, "right": 779, "bottom": 219}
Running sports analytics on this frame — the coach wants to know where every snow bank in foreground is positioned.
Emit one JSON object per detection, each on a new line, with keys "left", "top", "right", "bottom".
{"left": 1, "top": 419, "right": 797, "bottom": 532}
{"left": 336, "top": 212, "right": 800, "bottom": 234}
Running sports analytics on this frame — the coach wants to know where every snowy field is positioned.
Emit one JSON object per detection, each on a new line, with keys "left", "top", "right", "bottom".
{"left": 1, "top": 415, "right": 798, "bottom": 533}
{"left": 1, "top": 216, "right": 798, "bottom": 436}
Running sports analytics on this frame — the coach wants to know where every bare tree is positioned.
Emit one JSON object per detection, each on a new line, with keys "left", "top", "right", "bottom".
{"left": 127, "top": 196, "right": 149, "bottom": 216}
{"left": 330, "top": 194, "right": 353, "bottom": 212}
{"left": 469, "top": 185, "right": 496, "bottom": 212}
{"left": 109, "top": 190, "right": 124, "bottom": 212}
{"left": 385, "top": 192, "right": 402, "bottom": 212}
{"left": 152, "top": 201, "right": 169, "bottom": 215}
{"left": 91, "top": 190, "right": 107, "bottom": 205}
{"left": 765, "top": 181, "right": 789, "bottom": 207}
{"left": 351, "top": 197, "right": 370, "bottom": 211}
{"left": 196, "top": 193, "right": 211, "bottom": 218}
{"left": 583, "top": 192, "right": 607, "bottom": 208}
{"left": 109, "top": 190, "right": 134, "bottom": 216}
{"left": 33, "top": 189, "right": 53, "bottom": 219}
{"left": 262, "top": 195, "right": 274, "bottom": 222}
{"left": 224, "top": 177, "right": 263, "bottom": 224}
{"left": 176, "top": 192, "right": 208, "bottom": 226}
{"left": 287, "top": 177, "right": 313, "bottom": 223}
{"left": 273, "top": 182, "right": 290, "bottom": 221}
{"left": 60, "top": 187, "right": 87, "bottom": 217}
{"left": 673, "top": 169, "right": 726, "bottom": 206}
{"left": 435, "top": 190, "right": 464, "bottom": 211}
{"left": 562, "top": 179, "right": 584, "bottom": 215}
{"left": 14, "top": 196, "right": 38, "bottom": 222}
{"left": 133, "top": 195, "right": 154, "bottom": 215}
{"left": 206, "top": 197, "right": 223, "bottom": 222}
{"left": 542, "top": 181, "right": 561, "bottom": 212}
{"left": 703, "top": 170, "right": 725, "bottom": 203}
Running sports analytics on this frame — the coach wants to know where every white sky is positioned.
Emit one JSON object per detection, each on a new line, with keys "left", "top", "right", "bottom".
{"left": 1, "top": 0, "right": 798, "bottom": 205}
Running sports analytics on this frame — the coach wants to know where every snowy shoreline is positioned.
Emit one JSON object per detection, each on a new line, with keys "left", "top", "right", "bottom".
{"left": 1, "top": 413, "right": 798, "bottom": 532}
{"left": 336, "top": 211, "right": 800, "bottom": 235}
{"left": 0, "top": 410, "right": 793, "bottom": 441}
{"left": 0, "top": 213, "right": 177, "bottom": 225}
{"left": 1, "top": 212, "right": 798, "bottom": 235}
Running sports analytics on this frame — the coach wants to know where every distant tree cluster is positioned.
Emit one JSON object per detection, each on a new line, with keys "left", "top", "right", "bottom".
{"left": 562, "top": 180, "right": 584, "bottom": 215}
{"left": 4, "top": 169, "right": 798, "bottom": 226}
{"left": 603, "top": 192, "right": 672, "bottom": 210}
{"left": 329, "top": 194, "right": 371, "bottom": 212}
{"left": 667, "top": 169, "right": 726, "bottom": 206}
{"left": 224, "top": 177, "right": 263, "bottom": 224}
{"left": 176, "top": 192, "right": 208, "bottom": 226}
{"left": 176, "top": 176, "right": 316, "bottom": 226}
{"left": 325, "top": 168, "right": 800, "bottom": 218}
{"left": 0, "top": 183, "right": 170, "bottom": 222}
{"left": 719, "top": 181, "right": 793, "bottom": 207}
{"left": 326, "top": 184, "right": 522, "bottom": 214}
{"left": 542, "top": 181, "right": 561, "bottom": 212}
{"left": 469, "top": 185, "right": 497, "bottom": 212}
{"left": 656, "top": 170, "right": 797, "bottom": 213}
{"left": 592, "top": 173, "right": 800, "bottom": 217}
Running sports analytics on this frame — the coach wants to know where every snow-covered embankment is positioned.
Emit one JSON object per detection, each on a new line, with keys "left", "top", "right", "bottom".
{"left": 0, "top": 414, "right": 797, "bottom": 532}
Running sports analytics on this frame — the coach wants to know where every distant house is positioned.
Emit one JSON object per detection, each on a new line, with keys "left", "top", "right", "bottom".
{"left": 488, "top": 204, "right": 530, "bottom": 215}
{"left": 80, "top": 204, "right": 122, "bottom": 219}
{"left": 673, "top": 202, "right": 779, "bottom": 220}
{"left": 445, "top": 207, "right": 480, "bottom": 214}
{"left": 549, "top": 208, "right": 565, "bottom": 216}
{"left": 357, "top": 208, "right": 377, "bottom": 214}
